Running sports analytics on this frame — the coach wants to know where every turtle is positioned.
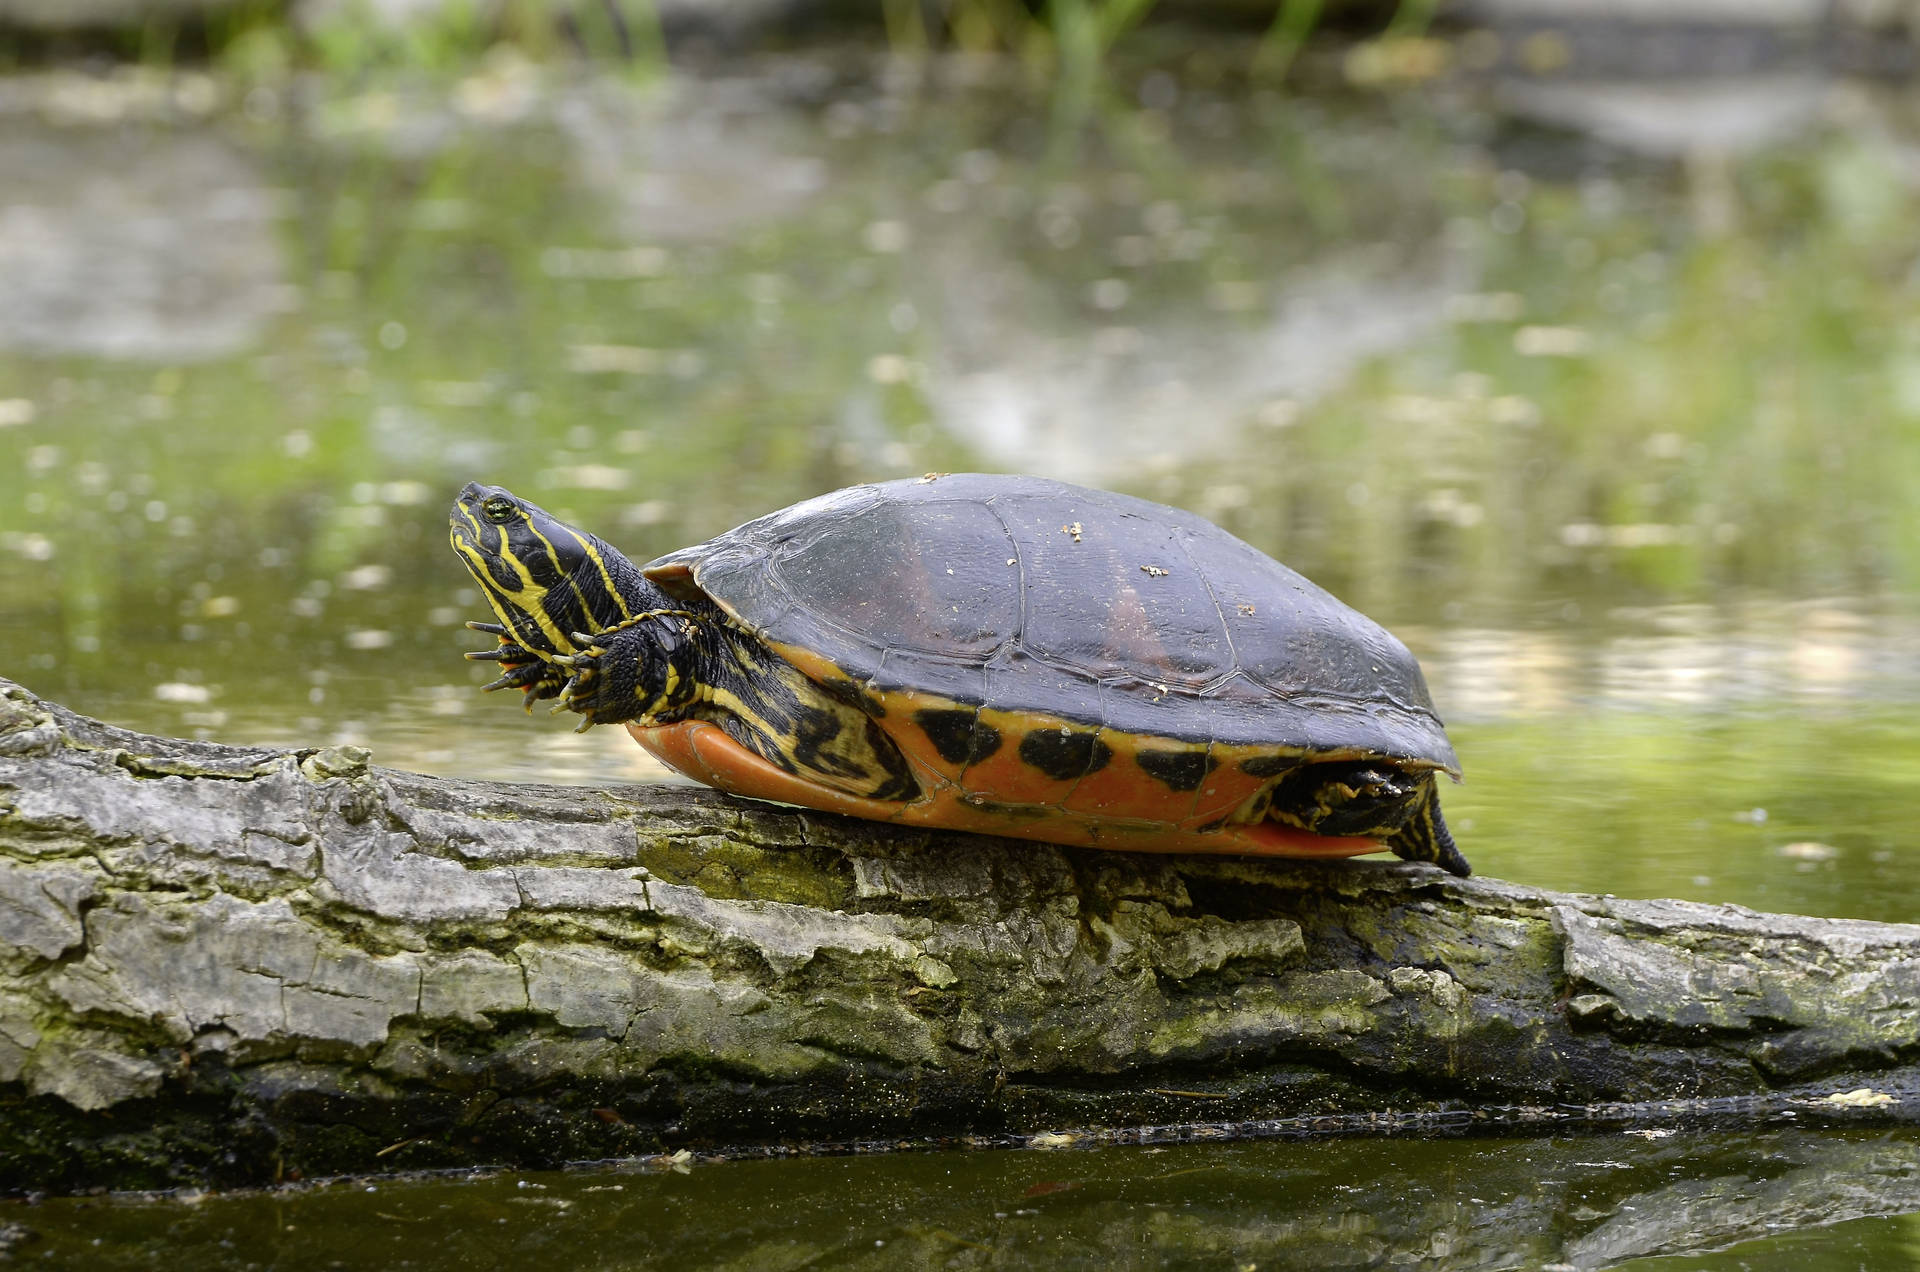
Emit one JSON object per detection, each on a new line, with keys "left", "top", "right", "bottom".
{"left": 448, "top": 473, "right": 1468, "bottom": 875}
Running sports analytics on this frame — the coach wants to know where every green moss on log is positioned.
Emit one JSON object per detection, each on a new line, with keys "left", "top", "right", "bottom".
{"left": 1, "top": 677, "right": 1917, "bottom": 1194}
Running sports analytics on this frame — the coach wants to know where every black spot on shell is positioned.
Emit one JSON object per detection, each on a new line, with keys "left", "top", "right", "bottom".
{"left": 914, "top": 709, "right": 1001, "bottom": 766}
{"left": 1018, "top": 729, "right": 1111, "bottom": 782}
{"left": 1239, "top": 754, "right": 1302, "bottom": 779}
{"left": 1136, "top": 749, "right": 1216, "bottom": 792}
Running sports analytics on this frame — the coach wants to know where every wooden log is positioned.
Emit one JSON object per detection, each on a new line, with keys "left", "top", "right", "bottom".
{"left": 0, "top": 676, "right": 1914, "bottom": 1194}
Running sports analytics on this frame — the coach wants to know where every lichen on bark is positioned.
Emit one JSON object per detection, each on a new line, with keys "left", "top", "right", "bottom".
{"left": 0, "top": 677, "right": 1915, "bottom": 1194}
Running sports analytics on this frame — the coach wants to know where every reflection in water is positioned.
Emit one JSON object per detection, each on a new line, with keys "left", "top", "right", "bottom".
{"left": 1567, "top": 1137, "right": 1920, "bottom": 1269}
{"left": 925, "top": 240, "right": 1470, "bottom": 483}
{"left": 556, "top": 74, "right": 832, "bottom": 242}
{"left": 1420, "top": 602, "right": 1920, "bottom": 721}
{"left": 0, "top": 51, "right": 1915, "bottom": 926}
{"left": 1, "top": 39, "right": 1920, "bottom": 1272}
{"left": 5, "top": 1130, "right": 1918, "bottom": 1271}
{"left": 1498, "top": 75, "right": 1831, "bottom": 159}
{"left": 0, "top": 124, "right": 288, "bottom": 360}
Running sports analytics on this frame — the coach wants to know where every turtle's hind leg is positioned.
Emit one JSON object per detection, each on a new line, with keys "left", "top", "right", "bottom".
{"left": 1386, "top": 778, "right": 1470, "bottom": 877}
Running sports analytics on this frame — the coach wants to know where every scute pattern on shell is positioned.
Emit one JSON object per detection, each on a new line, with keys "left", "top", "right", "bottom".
{"left": 645, "top": 474, "right": 1458, "bottom": 773}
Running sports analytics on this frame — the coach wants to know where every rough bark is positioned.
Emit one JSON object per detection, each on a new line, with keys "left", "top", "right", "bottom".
{"left": 0, "top": 676, "right": 1914, "bottom": 1195}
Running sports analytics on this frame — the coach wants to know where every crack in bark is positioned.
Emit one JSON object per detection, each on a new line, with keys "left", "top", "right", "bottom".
{"left": 0, "top": 677, "right": 1917, "bottom": 1196}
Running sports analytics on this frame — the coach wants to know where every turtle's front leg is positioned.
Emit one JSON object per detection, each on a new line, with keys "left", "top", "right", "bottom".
{"left": 547, "top": 612, "right": 704, "bottom": 731}
{"left": 464, "top": 621, "right": 569, "bottom": 711}
{"left": 559, "top": 617, "right": 919, "bottom": 801}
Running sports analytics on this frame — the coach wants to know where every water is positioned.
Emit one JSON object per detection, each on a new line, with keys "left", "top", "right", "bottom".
{"left": 1, "top": 34, "right": 1918, "bottom": 1265}
{"left": 7, "top": 1131, "right": 1920, "bottom": 1270}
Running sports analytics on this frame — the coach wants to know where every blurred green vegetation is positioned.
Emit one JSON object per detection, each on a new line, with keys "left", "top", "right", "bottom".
{"left": 16, "top": 61, "right": 1920, "bottom": 659}
{"left": 0, "top": 45, "right": 1916, "bottom": 920}
{"left": 1, "top": 29, "right": 1917, "bottom": 1265}
{"left": 0, "top": 0, "right": 1429, "bottom": 87}
{"left": 1167, "top": 133, "right": 1920, "bottom": 617}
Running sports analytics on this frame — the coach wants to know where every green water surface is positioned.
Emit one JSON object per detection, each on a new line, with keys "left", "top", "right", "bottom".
{"left": 1, "top": 37, "right": 1917, "bottom": 1267}
{"left": 7, "top": 1130, "right": 1920, "bottom": 1270}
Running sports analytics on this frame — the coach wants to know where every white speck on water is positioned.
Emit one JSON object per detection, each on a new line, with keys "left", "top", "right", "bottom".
{"left": 1089, "top": 277, "right": 1130, "bottom": 311}
{"left": 958, "top": 149, "right": 998, "bottom": 183}
{"left": 7, "top": 533, "right": 53, "bottom": 561}
{"left": 543, "top": 464, "right": 629, "bottom": 491}
{"left": 568, "top": 345, "right": 661, "bottom": 375}
{"left": 339, "top": 564, "right": 392, "bottom": 590}
{"left": 867, "top": 354, "right": 912, "bottom": 384}
{"left": 862, "top": 220, "right": 909, "bottom": 253}
{"left": 1514, "top": 325, "right": 1591, "bottom": 357}
{"left": 378, "top": 481, "right": 431, "bottom": 506}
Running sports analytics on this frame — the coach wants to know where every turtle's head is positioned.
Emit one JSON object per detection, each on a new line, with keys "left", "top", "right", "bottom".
{"left": 449, "top": 482, "right": 651, "bottom": 658}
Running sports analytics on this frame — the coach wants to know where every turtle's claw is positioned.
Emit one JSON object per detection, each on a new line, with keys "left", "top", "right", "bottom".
{"left": 465, "top": 630, "right": 548, "bottom": 689}
{"left": 545, "top": 647, "right": 608, "bottom": 724}
{"left": 477, "top": 656, "right": 568, "bottom": 712}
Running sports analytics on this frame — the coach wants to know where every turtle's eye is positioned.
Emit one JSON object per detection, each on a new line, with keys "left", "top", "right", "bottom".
{"left": 482, "top": 496, "right": 517, "bottom": 524}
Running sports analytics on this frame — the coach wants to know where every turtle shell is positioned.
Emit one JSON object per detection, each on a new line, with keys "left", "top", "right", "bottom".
{"left": 643, "top": 474, "right": 1458, "bottom": 805}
